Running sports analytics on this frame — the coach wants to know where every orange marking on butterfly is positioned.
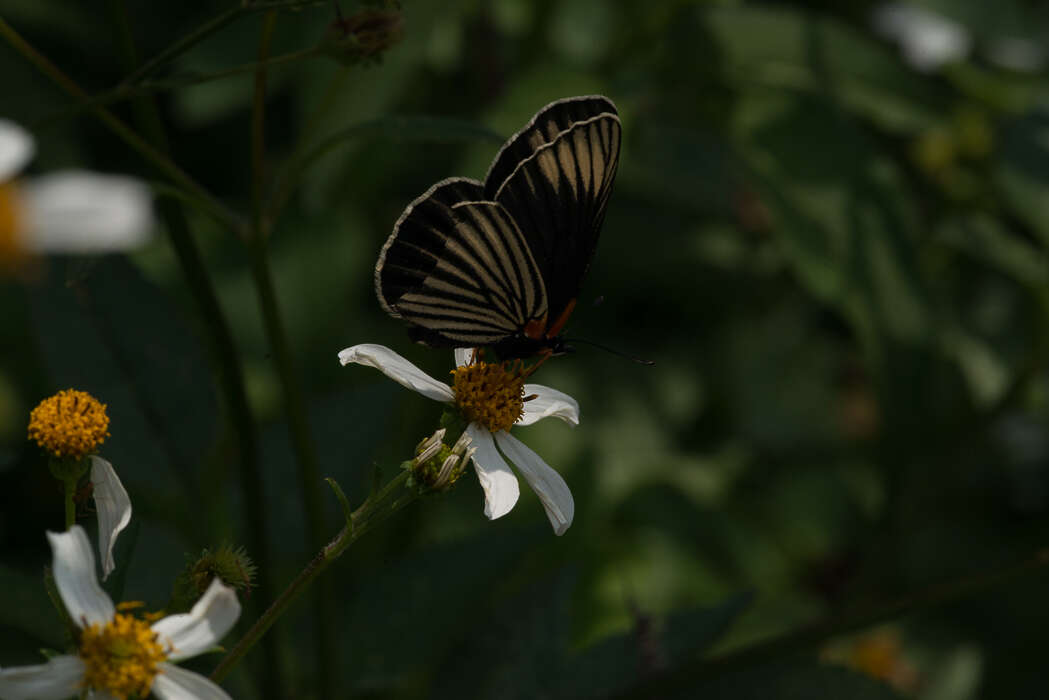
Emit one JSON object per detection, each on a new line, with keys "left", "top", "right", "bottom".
{"left": 546, "top": 299, "right": 577, "bottom": 338}
{"left": 524, "top": 316, "right": 548, "bottom": 340}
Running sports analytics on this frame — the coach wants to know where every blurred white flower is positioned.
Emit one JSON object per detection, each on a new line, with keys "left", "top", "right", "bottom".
{"left": 0, "top": 119, "right": 153, "bottom": 260}
{"left": 873, "top": 3, "right": 971, "bottom": 72}
{"left": 0, "top": 526, "right": 240, "bottom": 700}
{"left": 339, "top": 343, "right": 578, "bottom": 534}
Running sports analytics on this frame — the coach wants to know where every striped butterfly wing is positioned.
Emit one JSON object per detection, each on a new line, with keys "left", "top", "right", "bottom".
{"left": 375, "top": 177, "right": 549, "bottom": 347}
{"left": 483, "top": 95, "right": 622, "bottom": 330}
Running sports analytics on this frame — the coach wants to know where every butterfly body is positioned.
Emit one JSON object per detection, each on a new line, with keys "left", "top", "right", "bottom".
{"left": 375, "top": 95, "right": 621, "bottom": 360}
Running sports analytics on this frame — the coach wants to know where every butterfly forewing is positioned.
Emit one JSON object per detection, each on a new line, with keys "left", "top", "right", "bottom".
{"left": 484, "top": 96, "right": 621, "bottom": 319}
{"left": 375, "top": 177, "right": 548, "bottom": 346}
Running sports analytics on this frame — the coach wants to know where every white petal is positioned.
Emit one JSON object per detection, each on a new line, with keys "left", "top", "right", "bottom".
{"left": 518, "top": 384, "right": 580, "bottom": 426}
{"left": 47, "top": 526, "right": 114, "bottom": 628}
{"left": 152, "top": 579, "right": 240, "bottom": 662}
{"left": 338, "top": 344, "right": 454, "bottom": 402}
{"left": 454, "top": 347, "right": 476, "bottom": 367}
{"left": 152, "top": 663, "right": 232, "bottom": 700}
{"left": 0, "top": 655, "right": 84, "bottom": 700}
{"left": 466, "top": 423, "right": 519, "bottom": 520}
{"left": 89, "top": 457, "right": 132, "bottom": 581}
{"left": 20, "top": 171, "right": 153, "bottom": 252}
{"left": 0, "top": 119, "right": 34, "bottom": 181}
{"left": 495, "top": 432, "right": 574, "bottom": 535}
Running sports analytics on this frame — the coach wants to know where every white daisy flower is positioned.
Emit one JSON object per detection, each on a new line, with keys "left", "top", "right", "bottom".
{"left": 0, "top": 525, "right": 240, "bottom": 700}
{"left": 338, "top": 343, "right": 578, "bottom": 534}
{"left": 0, "top": 119, "right": 152, "bottom": 260}
{"left": 27, "top": 389, "right": 131, "bottom": 580}
{"left": 872, "top": 3, "right": 972, "bottom": 72}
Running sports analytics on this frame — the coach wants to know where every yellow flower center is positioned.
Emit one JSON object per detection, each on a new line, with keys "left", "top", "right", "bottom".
{"left": 0, "top": 181, "right": 25, "bottom": 264}
{"left": 450, "top": 360, "right": 525, "bottom": 433}
{"left": 79, "top": 611, "right": 167, "bottom": 699}
{"left": 27, "top": 389, "right": 110, "bottom": 459}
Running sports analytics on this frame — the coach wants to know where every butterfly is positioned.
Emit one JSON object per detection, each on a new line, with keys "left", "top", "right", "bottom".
{"left": 375, "top": 95, "right": 622, "bottom": 360}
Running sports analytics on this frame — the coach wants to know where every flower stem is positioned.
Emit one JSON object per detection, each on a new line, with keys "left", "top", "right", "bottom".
{"left": 62, "top": 476, "right": 76, "bottom": 530}
{"left": 248, "top": 11, "right": 334, "bottom": 695}
{"left": 0, "top": 18, "right": 242, "bottom": 232}
{"left": 118, "top": 0, "right": 327, "bottom": 86}
{"left": 42, "top": 47, "right": 325, "bottom": 125}
{"left": 210, "top": 470, "right": 416, "bottom": 683}
{"left": 101, "top": 1, "right": 283, "bottom": 695}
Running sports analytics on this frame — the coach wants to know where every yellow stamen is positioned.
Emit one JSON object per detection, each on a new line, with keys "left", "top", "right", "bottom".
{"left": 0, "top": 181, "right": 25, "bottom": 264}
{"left": 27, "top": 389, "right": 110, "bottom": 459}
{"left": 79, "top": 612, "right": 166, "bottom": 700}
{"left": 450, "top": 360, "right": 525, "bottom": 433}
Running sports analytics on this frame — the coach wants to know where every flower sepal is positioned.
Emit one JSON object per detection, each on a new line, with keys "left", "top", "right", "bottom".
{"left": 47, "top": 454, "right": 90, "bottom": 483}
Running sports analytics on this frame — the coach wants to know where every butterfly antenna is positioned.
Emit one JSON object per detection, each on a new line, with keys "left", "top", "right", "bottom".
{"left": 563, "top": 338, "right": 655, "bottom": 366}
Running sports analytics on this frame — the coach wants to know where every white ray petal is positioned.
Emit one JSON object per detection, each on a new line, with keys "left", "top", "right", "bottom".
{"left": 495, "top": 432, "right": 574, "bottom": 535}
{"left": 338, "top": 344, "right": 454, "bottom": 402}
{"left": 466, "top": 423, "right": 519, "bottom": 519}
{"left": 0, "top": 655, "right": 84, "bottom": 700}
{"left": 152, "top": 579, "right": 240, "bottom": 661}
{"left": 454, "top": 347, "right": 476, "bottom": 367}
{"left": 519, "top": 384, "right": 580, "bottom": 426}
{"left": 20, "top": 171, "right": 153, "bottom": 252}
{"left": 0, "top": 120, "right": 35, "bottom": 182}
{"left": 89, "top": 457, "right": 132, "bottom": 581}
{"left": 152, "top": 663, "right": 232, "bottom": 700}
{"left": 47, "top": 526, "right": 114, "bottom": 628}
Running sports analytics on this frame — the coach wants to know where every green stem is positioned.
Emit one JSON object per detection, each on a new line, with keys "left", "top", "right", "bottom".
{"left": 247, "top": 11, "right": 333, "bottom": 695}
{"left": 0, "top": 18, "right": 242, "bottom": 233}
{"left": 101, "top": 2, "right": 283, "bottom": 696}
{"left": 610, "top": 546, "right": 1049, "bottom": 700}
{"left": 210, "top": 471, "right": 416, "bottom": 682}
{"left": 62, "top": 476, "right": 76, "bottom": 529}
{"left": 54, "top": 47, "right": 325, "bottom": 122}
{"left": 265, "top": 64, "right": 352, "bottom": 220}
{"left": 119, "top": 0, "right": 327, "bottom": 86}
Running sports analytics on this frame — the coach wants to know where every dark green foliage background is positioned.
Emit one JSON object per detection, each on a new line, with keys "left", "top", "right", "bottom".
{"left": 2, "top": 0, "right": 1049, "bottom": 697}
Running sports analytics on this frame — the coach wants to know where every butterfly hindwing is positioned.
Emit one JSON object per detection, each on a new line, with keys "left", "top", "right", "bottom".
{"left": 375, "top": 177, "right": 548, "bottom": 347}
{"left": 483, "top": 95, "right": 621, "bottom": 320}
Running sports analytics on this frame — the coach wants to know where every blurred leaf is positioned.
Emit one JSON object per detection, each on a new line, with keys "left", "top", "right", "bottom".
{"left": 338, "top": 529, "right": 540, "bottom": 693}
{"left": 259, "top": 382, "right": 399, "bottom": 558}
{"left": 938, "top": 215, "right": 1049, "bottom": 290}
{"left": 700, "top": 5, "right": 943, "bottom": 133}
{"left": 736, "top": 95, "right": 932, "bottom": 352}
{"left": 995, "top": 108, "right": 1049, "bottom": 249}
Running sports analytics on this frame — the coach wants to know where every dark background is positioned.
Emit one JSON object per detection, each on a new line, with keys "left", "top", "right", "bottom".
{"left": 2, "top": 0, "right": 1049, "bottom": 697}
